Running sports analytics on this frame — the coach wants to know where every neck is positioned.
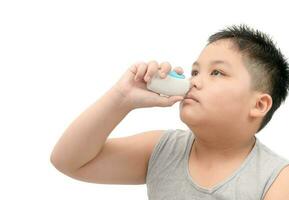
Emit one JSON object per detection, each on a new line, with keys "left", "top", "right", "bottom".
{"left": 189, "top": 126, "right": 256, "bottom": 164}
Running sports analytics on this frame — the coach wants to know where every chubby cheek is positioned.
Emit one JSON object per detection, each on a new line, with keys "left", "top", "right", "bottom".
{"left": 206, "top": 87, "right": 248, "bottom": 121}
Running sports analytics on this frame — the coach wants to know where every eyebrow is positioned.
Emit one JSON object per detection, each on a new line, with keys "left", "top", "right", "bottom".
{"left": 192, "top": 60, "right": 232, "bottom": 68}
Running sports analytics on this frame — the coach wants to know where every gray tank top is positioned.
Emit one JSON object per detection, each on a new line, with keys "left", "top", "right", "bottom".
{"left": 146, "top": 129, "right": 289, "bottom": 200}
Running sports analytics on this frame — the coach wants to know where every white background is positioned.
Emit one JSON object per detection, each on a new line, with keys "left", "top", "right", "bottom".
{"left": 0, "top": 0, "right": 288, "bottom": 199}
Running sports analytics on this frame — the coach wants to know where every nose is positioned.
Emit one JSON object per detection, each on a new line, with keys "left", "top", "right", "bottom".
{"left": 189, "top": 76, "right": 202, "bottom": 90}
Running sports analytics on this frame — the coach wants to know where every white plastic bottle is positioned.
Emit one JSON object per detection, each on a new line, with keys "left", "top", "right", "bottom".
{"left": 146, "top": 70, "right": 191, "bottom": 97}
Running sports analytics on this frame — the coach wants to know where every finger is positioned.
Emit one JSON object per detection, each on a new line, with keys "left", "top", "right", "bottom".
{"left": 157, "top": 95, "right": 184, "bottom": 107}
{"left": 173, "top": 66, "right": 184, "bottom": 74}
{"left": 130, "top": 61, "right": 144, "bottom": 74}
{"left": 145, "top": 60, "right": 159, "bottom": 82}
{"left": 134, "top": 62, "right": 147, "bottom": 81}
{"left": 129, "top": 63, "right": 138, "bottom": 74}
{"left": 159, "top": 62, "right": 172, "bottom": 78}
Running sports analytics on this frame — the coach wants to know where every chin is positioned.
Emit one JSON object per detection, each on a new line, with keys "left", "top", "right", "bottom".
{"left": 179, "top": 102, "right": 199, "bottom": 115}
{"left": 179, "top": 109, "right": 202, "bottom": 126}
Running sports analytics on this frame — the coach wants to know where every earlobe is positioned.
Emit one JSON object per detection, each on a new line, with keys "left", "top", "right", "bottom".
{"left": 249, "top": 94, "right": 272, "bottom": 118}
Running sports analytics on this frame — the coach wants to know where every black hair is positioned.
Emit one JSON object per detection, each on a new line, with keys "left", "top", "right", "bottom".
{"left": 207, "top": 24, "right": 289, "bottom": 133}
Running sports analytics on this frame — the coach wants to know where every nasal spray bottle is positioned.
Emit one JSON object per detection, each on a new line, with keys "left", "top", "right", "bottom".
{"left": 146, "top": 70, "right": 191, "bottom": 97}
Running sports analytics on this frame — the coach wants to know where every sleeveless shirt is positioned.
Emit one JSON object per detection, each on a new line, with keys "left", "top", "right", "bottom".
{"left": 146, "top": 129, "right": 289, "bottom": 200}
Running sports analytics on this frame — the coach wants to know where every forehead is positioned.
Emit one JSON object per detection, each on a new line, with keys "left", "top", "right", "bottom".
{"left": 193, "top": 39, "right": 244, "bottom": 69}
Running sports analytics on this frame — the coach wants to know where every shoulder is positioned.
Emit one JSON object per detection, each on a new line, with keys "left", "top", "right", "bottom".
{"left": 148, "top": 129, "right": 191, "bottom": 163}
{"left": 263, "top": 164, "right": 289, "bottom": 200}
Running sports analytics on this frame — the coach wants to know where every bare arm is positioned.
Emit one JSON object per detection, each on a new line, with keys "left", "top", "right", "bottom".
{"left": 263, "top": 165, "right": 289, "bottom": 200}
{"left": 50, "top": 61, "right": 184, "bottom": 183}
{"left": 50, "top": 86, "right": 131, "bottom": 173}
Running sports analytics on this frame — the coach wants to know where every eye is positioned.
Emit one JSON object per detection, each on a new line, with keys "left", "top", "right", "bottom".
{"left": 191, "top": 69, "right": 224, "bottom": 77}
{"left": 191, "top": 70, "right": 198, "bottom": 76}
{"left": 211, "top": 69, "right": 224, "bottom": 76}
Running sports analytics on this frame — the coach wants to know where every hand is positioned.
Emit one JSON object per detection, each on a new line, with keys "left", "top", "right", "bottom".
{"left": 112, "top": 60, "right": 185, "bottom": 110}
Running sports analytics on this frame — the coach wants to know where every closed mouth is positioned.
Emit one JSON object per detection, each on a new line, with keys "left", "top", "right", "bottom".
{"left": 184, "top": 95, "right": 199, "bottom": 102}
{"left": 184, "top": 93, "right": 200, "bottom": 103}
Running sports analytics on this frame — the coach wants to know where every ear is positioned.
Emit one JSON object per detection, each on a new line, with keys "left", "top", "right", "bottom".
{"left": 249, "top": 93, "right": 273, "bottom": 118}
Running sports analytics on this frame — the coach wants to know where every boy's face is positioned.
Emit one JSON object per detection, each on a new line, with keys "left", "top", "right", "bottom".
{"left": 180, "top": 39, "right": 257, "bottom": 131}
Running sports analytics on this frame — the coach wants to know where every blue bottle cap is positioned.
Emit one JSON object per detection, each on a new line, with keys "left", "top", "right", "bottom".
{"left": 168, "top": 70, "right": 185, "bottom": 79}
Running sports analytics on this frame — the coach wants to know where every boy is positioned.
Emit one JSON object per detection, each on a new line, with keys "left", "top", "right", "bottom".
{"left": 50, "top": 24, "right": 289, "bottom": 199}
